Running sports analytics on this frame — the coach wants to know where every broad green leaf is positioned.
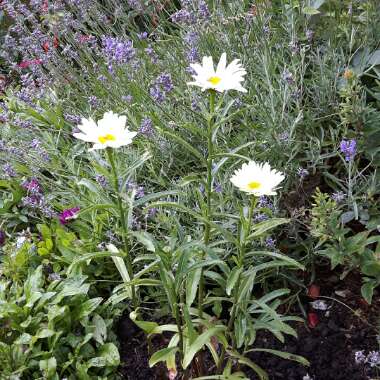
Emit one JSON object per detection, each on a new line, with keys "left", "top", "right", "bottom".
{"left": 246, "top": 348, "right": 309, "bottom": 366}
{"left": 249, "top": 218, "right": 290, "bottom": 238}
{"left": 186, "top": 267, "right": 202, "bottom": 306}
{"left": 226, "top": 267, "right": 242, "bottom": 296}
{"left": 131, "top": 231, "right": 156, "bottom": 252}
{"left": 39, "top": 357, "right": 57, "bottom": 378}
{"left": 149, "top": 347, "right": 178, "bottom": 367}
{"left": 98, "top": 343, "right": 120, "bottom": 367}
{"left": 183, "top": 326, "right": 226, "bottom": 368}
{"left": 361, "top": 281, "right": 375, "bottom": 304}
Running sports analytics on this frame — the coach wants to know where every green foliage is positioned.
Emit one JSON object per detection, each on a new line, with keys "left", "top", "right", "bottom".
{"left": 311, "top": 189, "right": 380, "bottom": 303}
{"left": 0, "top": 0, "right": 379, "bottom": 378}
{"left": 0, "top": 266, "right": 120, "bottom": 379}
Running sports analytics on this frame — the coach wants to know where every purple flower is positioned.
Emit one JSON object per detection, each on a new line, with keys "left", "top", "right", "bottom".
{"left": 3, "top": 163, "right": 16, "bottom": 178}
{"left": 214, "top": 182, "right": 222, "bottom": 193}
{"left": 254, "top": 213, "right": 269, "bottom": 223}
{"left": 258, "top": 196, "right": 273, "bottom": 210}
{"left": 59, "top": 207, "right": 80, "bottom": 225}
{"left": 150, "top": 73, "right": 173, "bottom": 103}
{"left": 147, "top": 207, "right": 158, "bottom": 218}
{"left": 64, "top": 113, "right": 81, "bottom": 124}
{"left": 265, "top": 236, "right": 276, "bottom": 249}
{"left": 95, "top": 174, "right": 108, "bottom": 188}
{"left": 279, "top": 131, "right": 290, "bottom": 142}
{"left": 198, "top": 0, "right": 210, "bottom": 19}
{"left": 366, "top": 351, "right": 380, "bottom": 367}
{"left": 297, "top": 168, "right": 309, "bottom": 179}
{"left": 306, "top": 29, "right": 314, "bottom": 42}
{"left": 171, "top": 9, "right": 193, "bottom": 24}
{"left": 187, "top": 47, "right": 199, "bottom": 63}
{"left": 340, "top": 139, "right": 356, "bottom": 161}
{"left": 139, "top": 118, "right": 155, "bottom": 138}
{"left": 22, "top": 178, "right": 41, "bottom": 194}
{"left": 101, "top": 36, "right": 135, "bottom": 72}
{"left": 0, "top": 230, "right": 6, "bottom": 246}
{"left": 355, "top": 350, "right": 366, "bottom": 364}
{"left": 145, "top": 45, "right": 158, "bottom": 64}
{"left": 282, "top": 69, "right": 294, "bottom": 85}
{"left": 150, "top": 85, "right": 165, "bottom": 103}
{"left": 122, "top": 94, "right": 133, "bottom": 103}
{"left": 136, "top": 186, "right": 145, "bottom": 199}
{"left": 88, "top": 95, "right": 98, "bottom": 108}
{"left": 331, "top": 191, "right": 345, "bottom": 203}
{"left": 137, "top": 32, "right": 148, "bottom": 40}
{"left": 22, "top": 195, "right": 41, "bottom": 208}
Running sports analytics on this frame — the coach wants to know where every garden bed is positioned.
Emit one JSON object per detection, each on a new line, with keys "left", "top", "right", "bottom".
{"left": 117, "top": 267, "right": 380, "bottom": 379}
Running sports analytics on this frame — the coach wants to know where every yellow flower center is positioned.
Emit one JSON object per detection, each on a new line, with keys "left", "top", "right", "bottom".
{"left": 247, "top": 181, "right": 261, "bottom": 190}
{"left": 207, "top": 76, "right": 222, "bottom": 85}
{"left": 98, "top": 134, "right": 116, "bottom": 144}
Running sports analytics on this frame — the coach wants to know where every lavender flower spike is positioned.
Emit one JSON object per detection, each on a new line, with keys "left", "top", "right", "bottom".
{"left": 340, "top": 139, "right": 356, "bottom": 161}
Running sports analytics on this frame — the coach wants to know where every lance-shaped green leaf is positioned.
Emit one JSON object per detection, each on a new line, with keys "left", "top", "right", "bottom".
{"left": 183, "top": 326, "right": 226, "bottom": 368}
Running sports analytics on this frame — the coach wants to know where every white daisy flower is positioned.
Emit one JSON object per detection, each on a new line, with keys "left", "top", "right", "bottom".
{"left": 187, "top": 52, "right": 247, "bottom": 93}
{"left": 230, "top": 161, "right": 285, "bottom": 196}
{"left": 73, "top": 111, "right": 137, "bottom": 151}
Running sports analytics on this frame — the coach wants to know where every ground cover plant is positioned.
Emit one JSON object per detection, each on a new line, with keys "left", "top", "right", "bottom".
{"left": 0, "top": 0, "right": 380, "bottom": 379}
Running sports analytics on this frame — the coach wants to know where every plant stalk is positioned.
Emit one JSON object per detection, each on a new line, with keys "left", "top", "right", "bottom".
{"left": 217, "top": 196, "right": 256, "bottom": 373}
{"left": 106, "top": 147, "right": 137, "bottom": 308}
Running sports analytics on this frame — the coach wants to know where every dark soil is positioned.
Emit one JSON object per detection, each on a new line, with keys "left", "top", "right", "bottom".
{"left": 117, "top": 267, "right": 380, "bottom": 380}
{"left": 246, "top": 269, "right": 380, "bottom": 380}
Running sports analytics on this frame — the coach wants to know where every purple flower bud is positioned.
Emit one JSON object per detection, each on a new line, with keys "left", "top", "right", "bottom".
{"left": 265, "top": 236, "right": 276, "bottom": 249}
{"left": 139, "top": 118, "right": 155, "bottom": 138}
{"left": 340, "top": 139, "right": 356, "bottom": 161}
{"left": 0, "top": 230, "right": 6, "bottom": 246}
{"left": 135, "top": 186, "right": 145, "bottom": 199}
{"left": 3, "top": 163, "right": 16, "bottom": 178}
{"left": 282, "top": 69, "right": 294, "bottom": 85}
{"left": 137, "top": 32, "right": 148, "bottom": 40}
{"left": 297, "top": 168, "right": 309, "bottom": 179}
{"left": 331, "top": 191, "right": 345, "bottom": 203}
{"left": 95, "top": 174, "right": 108, "bottom": 188}
{"left": 147, "top": 207, "right": 158, "bottom": 218}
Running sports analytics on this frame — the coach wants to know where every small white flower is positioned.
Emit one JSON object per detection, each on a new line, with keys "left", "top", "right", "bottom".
{"left": 230, "top": 161, "right": 285, "bottom": 196}
{"left": 73, "top": 111, "right": 137, "bottom": 151}
{"left": 303, "top": 374, "right": 313, "bottom": 380}
{"left": 187, "top": 52, "right": 247, "bottom": 93}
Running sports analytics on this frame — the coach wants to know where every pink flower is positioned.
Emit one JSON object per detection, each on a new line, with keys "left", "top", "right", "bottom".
{"left": 17, "top": 59, "right": 43, "bottom": 69}
{"left": 59, "top": 207, "right": 80, "bottom": 225}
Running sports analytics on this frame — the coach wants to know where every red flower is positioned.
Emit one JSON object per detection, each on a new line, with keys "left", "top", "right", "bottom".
{"left": 307, "top": 312, "right": 319, "bottom": 328}
{"left": 307, "top": 284, "right": 320, "bottom": 299}
{"left": 42, "top": 41, "right": 49, "bottom": 52}
{"left": 53, "top": 36, "right": 59, "bottom": 49}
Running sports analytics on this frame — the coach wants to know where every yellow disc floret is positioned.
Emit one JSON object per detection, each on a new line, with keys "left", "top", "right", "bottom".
{"left": 207, "top": 76, "right": 222, "bottom": 85}
{"left": 98, "top": 134, "right": 116, "bottom": 144}
{"left": 247, "top": 181, "right": 261, "bottom": 190}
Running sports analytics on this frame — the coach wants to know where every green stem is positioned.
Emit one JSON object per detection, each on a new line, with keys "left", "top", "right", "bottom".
{"left": 217, "top": 196, "right": 256, "bottom": 373}
{"left": 198, "top": 90, "right": 216, "bottom": 321}
{"left": 204, "top": 89, "right": 216, "bottom": 245}
{"left": 106, "top": 148, "right": 137, "bottom": 308}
